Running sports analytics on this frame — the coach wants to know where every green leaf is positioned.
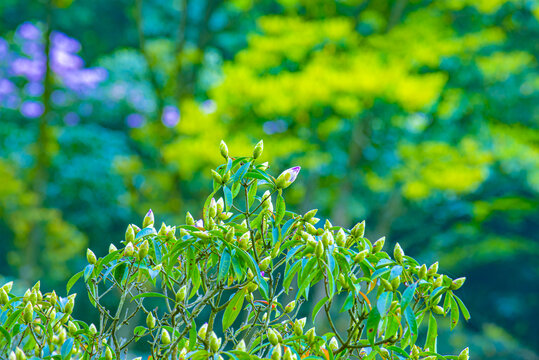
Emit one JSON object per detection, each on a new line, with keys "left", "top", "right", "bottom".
{"left": 450, "top": 295, "right": 460, "bottom": 330}
{"left": 233, "top": 161, "right": 251, "bottom": 183}
{"left": 376, "top": 291, "right": 393, "bottom": 317}
{"left": 5, "top": 309, "right": 23, "bottom": 330}
{"left": 83, "top": 264, "right": 94, "bottom": 281}
{"left": 134, "top": 326, "right": 147, "bottom": 337}
{"left": 425, "top": 312, "right": 437, "bottom": 352}
{"left": 60, "top": 338, "right": 74, "bottom": 360}
{"left": 218, "top": 249, "right": 232, "bottom": 282}
{"left": 312, "top": 296, "right": 329, "bottom": 321}
{"left": 189, "top": 320, "right": 197, "bottom": 349}
{"left": 401, "top": 282, "right": 417, "bottom": 311}
{"left": 275, "top": 193, "right": 285, "bottom": 225}
{"left": 223, "top": 289, "right": 246, "bottom": 331}
{"left": 66, "top": 270, "right": 84, "bottom": 294}
{"left": 453, "top": 294, "right": 470, "bottom": 321}
{"left": 130, "top": 292, "right": 169, "bottom": 302}
{"left": 283, "top": 260, "right": 302, "bottom": 293}
{"left": 404, "top": 306, "right": 418, "bottom": 345}
{"left": 340, "top": 293, "right": 354, "bottom": 312}
{"left": 386, "top": 345, "right": 410, "bottom": 358}
{"left": 234, "top": 247, "right": 269, "bottom": 299}
{"left": 136, "top": 226, "right": 157, "bottom": 240}
{"left": 0, "top": 325, "right": 11, "bottom": 346}
{"left": 224, "top": 185, "right": 233, "bottom": 211}
{"left": 366, "top": 307, "right": 381, "bottom": 344}
{"left": 247, "top": 181, "right": 257, "bottom": 208}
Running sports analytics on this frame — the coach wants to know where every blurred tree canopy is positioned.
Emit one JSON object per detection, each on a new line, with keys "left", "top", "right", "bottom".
{"left": 0, "top": 0, "right": 538, "bottom": 359}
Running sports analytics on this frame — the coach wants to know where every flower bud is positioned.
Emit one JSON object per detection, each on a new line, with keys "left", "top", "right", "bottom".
{"left": 283, "top": 348, "right": 293, "bottom": 360}
{"left": 351, "top": 221, "right": 365, "bottom": 238}
{"left": 167, "top": 226, "right": 176, "bottom": 240}
{"left": 89, "top": 323, "right": 97, "bottom": 336}
{"left": 235, "top": 339, "right": 246, "bottom": 352}
{"left": 105, "top": 347, "right": 113, "bottom": 360}
{"left": 411, "top": 345, "right": 420, "bottom": 357}
{"left": 354, "top": 250, "right": 368, "bottom": 264}
{"left": 261, "top": 190, "right": 272, "bottom": 211}
{"left": 198, "top": 323, "right": 208, "bottom": 339}
{"left": 9, "top": 351, "right": 16, "bottom": 360}
{"left": 322, "top": 231, "right": 333, "bottom": 247}
{"left": 293, "top": 319, "right": 304, "bottom": 336}
{"left": 86, "top": 249, "right": 97, "bottom": 265}
{"left": 284, "top": 300, "right": 296, "bottom": 313}
{"left": 458, "top": 347, "right": 469, "bottom": 360}
{"left": 176, "top": 285, "right": 187, "bottom": 303}
{"left": 433, "top": 276, "right": 443, "bottom": 288}
{"left": 138, "top": 240, "right": 149, "bottom": 261}
{"left": 418, "top": 264, "right": 427, "bottom": 279}
{"left": 158, "top": 222, "right": 167, "bottom": 236}
{"left": 381, "top": 278, "right": 393, "bottom": 292}
{"left": 161, "top": 329, "right": 171, "bottom": 345}
{"left": 0, "top": 288, "right": 8, "bottom": 305}
{"left": 220, "top": 140, "right": 229, "bottom": 159}
{"left": 272, "top": 344, "right": 282, "bottom": 360}
{"left": 146, "top": 312, "right": 156, "bottom": 329}
{"left": 428, "top": 262, "right": 439, "bottom": 276}
{"left": 125, "top": 225, "right": 135, "bottom": 243}
{"left": 276, "top": 166, "right": 301, "bottom": 189}
{"left": 64, "top": 299, "right": 75, "bottom": 315}
{"left": 109, "top": 244, "right": 117, "bottom": 253}
{"left": 259, "top": 257, "right": 271, "bottom": 271}
{"left": 124, "top": 242, "right": 134, "bottom": 257}
{"left": 211, "top": 170, "right": 223, "bottom": 184}
{"left": 450, "top": 277, "right": 466, "bottom": 290}
{"left": 23, "top": 302, "right": 33, "bottom": 323}
{"left": 209, "top": 332, "right": 221, "bottom": 352}
{"left": 391, "top": 276, "right": 401, "bottom": 290}
{"left": 305, "top": 223, "right": 317, "bottom": 235}
{"left": 315, "top": 241, "right": 325, "bottom": 258}
{"left": 267, "top": 328, "right": 279, "bottom": 345}
{"left": 306, "top": 327, "right": 316, "bottom": 343}
{"left": 253, "top": 140, "right": 264, "bottom": 159}
{"left": 393, "top": 243, "right": 404, "bottom": 264}
{"left": 68, "top": 321, "right": 77, "bottom": 334}
{"left": 372, "top": 237, "right": 385, "bottom": 253}
{"left": 186, "top": 212, "right": 195, "bottom": 226}
{"left": 2, "top": 281, "right": 13, "bottom": 293}
{"left": 304, "top": 209, "right": 318, "bottom": 221}
{"left": 329, "top": 337, "right": 339, "bottom": 351}
{"left": 335, "top": 229, "right": 346, "bottom": 247}
{"left": 143, "top": 209, "right": 154, "bottom": 228}
{"left": 432, "top": 305, "right": 445, "bottom": 315}
{"left": 15, "top": 347, "right": 26, "bottom": 360}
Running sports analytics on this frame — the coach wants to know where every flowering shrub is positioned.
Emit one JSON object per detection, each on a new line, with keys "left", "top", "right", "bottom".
{"left": 0, "top": 141, "right": 470, "bottom": 360}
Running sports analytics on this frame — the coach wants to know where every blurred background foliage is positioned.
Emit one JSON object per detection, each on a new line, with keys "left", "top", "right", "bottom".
{"left": 0, "top": 0, "right": 538, "bottom": 358}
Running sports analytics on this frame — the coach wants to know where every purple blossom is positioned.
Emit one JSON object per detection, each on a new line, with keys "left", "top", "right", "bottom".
{"left": 51, "top": 90, "right": 68, "bottom": 105}
{"left": 200, "top": 99, "right": 217, "bottom": 114}
{"left": 22, "top": 42, "right": 43, "bottom": 58}
{"left": 126, "top": 113, "right": 145, "bottom": 128}
{"left": 3, "top": 94, "right": 20, "bottom": 109}
{"left": 24, "top": 82, "right": 44, "bottom": 97}
{"left": 263, "top": 119, "right": 287, "bottom": 135}
{"left": 0, "top": 79, "right": 15, "bottom": 95}
{"left": 162, "top": 105, "right": 180, "bottom": 127}
{"left": 51, "top": 32, "right": 81, "bottom": 53}
{"left": 0, "top": 37, "right": 8, "bottom": 56}
{"left": 11, "top": 58, "right": 45, "bottom": 81}
{"left": 61, "top": 67, "right": 107, "bottom": 91}
{"left": 17, "top": 22, "right": 41, "bottom": 40}
{"left": 20, "top": 101, "right": 44, "bottom": 118}
{"left": 260, "top": 271, "right": 265, "bottom": 277}
{"left": 51, "top": 50, "right": 84, "bottom": 71}
{"left": 64, "top": 112, "right": 80, "bottom": 126}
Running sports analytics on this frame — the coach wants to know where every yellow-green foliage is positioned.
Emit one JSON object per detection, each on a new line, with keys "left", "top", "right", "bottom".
{"left": 0, "top": 160, "right": 86, "bottom": 280}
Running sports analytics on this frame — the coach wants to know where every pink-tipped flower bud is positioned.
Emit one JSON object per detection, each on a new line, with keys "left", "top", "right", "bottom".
{"left": 125, "top": 225, "right": 135, "bottom": 243}
{"left": 276, "top": 166, "right": 301, "bottom": 189}
{"left": 351, "top": 221, "right": 365, "bottom": 238}
{"left": 143, "top": 209, "right": 154, "bottom": 228}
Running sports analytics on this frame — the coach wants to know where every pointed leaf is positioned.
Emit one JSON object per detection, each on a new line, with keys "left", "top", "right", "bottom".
{"left": 223, "top": 289, "right": 246, "bottom": 331}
